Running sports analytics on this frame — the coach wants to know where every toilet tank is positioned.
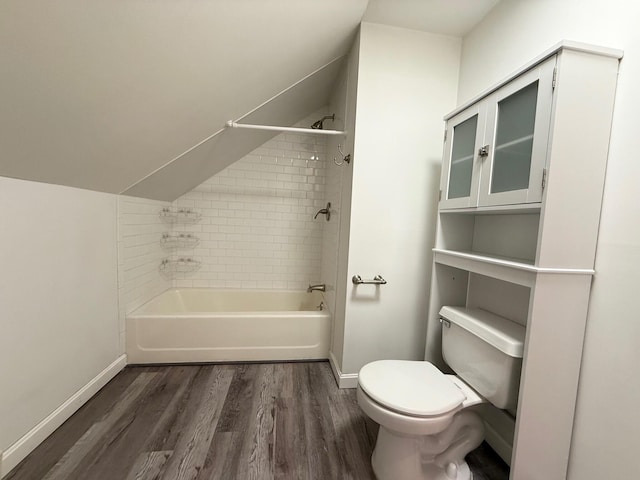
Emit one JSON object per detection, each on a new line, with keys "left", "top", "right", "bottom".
{"left": 440, "top": 306, "right": 525, "bottom": 410}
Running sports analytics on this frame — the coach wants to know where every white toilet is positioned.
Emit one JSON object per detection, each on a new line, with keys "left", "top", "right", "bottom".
{"left": 357, "top": 306, "right": 525, "bottom": 480}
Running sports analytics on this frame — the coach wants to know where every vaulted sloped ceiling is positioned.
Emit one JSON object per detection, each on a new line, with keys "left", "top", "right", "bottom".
{"left": 0, "top": 0, "right": 368, "bottom": 198}
{"left": 125, "top": 57, "right": 345, "bottom": 201}
{"left": 0, "top": 0, "right": 501, "bottom": 201}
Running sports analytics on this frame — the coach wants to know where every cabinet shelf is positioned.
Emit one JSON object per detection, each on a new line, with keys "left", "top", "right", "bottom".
{"left": 439, "top": 204, "right": 541, "bottom": 215}
{"left": 432, "top": 249, "right": 594, "bottom": 287}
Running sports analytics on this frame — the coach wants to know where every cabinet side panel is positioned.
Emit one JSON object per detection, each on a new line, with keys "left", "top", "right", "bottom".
{"left": 536, "top": 52, "right": 619, "bottom": 268}
{"left": 511, "top": 274, "right": 592, "bottom": 479}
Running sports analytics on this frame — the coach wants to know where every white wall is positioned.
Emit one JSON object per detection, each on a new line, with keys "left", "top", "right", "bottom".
{"left": 0, "top": 177, "right": 121, "bottom": 475}
{"left": 339, "top": 23, "right": 461, "bottom": 374}
{"left": 460, "top": 1, "right": 640, "bottom": 478}
{"left": 170, "top": 112, "right": 328, "bottom": 290}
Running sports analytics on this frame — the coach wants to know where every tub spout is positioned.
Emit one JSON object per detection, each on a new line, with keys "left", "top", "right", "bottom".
{"left": 307, "top": 283, "right": 326, "bottom": 293}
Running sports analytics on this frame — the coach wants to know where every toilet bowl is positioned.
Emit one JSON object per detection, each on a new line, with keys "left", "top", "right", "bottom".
{"left": 357, "top": 306, "right": 525, "bottom": 480}
{"left": 358, "top": 360, "right": 485, "bottom": 480}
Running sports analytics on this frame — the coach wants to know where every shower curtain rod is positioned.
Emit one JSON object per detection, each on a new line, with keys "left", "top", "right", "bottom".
{"left": 226, "top": 121, "right": 345, "bottom": 136}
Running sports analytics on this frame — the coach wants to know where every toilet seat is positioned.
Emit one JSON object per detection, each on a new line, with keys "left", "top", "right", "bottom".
{"left": 358, "top": 360, "right": 466, "bottom": 417}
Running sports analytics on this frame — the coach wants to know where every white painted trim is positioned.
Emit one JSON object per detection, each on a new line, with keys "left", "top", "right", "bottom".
{"left": 445, "top": 40, "right": 623, "bottom": 120}
{"left": 484, "top": 420, "right": 513, "bottom": 466}
{"left": 1, "top": 355, "right": 127, "bottom": 479}
{"left": 558, "top": 40, "right": 623, "bottom": 60}
{"left": 328, "top": 351, "right": 359, "bottom": 389}
{"left": 433, "top": 248, "right": 596, "bottom": 275}
{"left": 339, "top": 375, "right": 359, "bottom": 389}
{"left": 328, "top": 350, "right": 341, "bottom": 384}
{"left": 441, "top": 204, "right": 541, "bottom": 214}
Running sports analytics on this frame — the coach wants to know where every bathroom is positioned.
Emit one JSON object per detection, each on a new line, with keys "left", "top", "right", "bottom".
{"left": 1, "top": 1, "right": 639, "bottom": 479}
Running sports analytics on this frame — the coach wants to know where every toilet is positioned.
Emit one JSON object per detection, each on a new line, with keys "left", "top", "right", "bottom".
{"left": 357, "top": 306, "right": 525, "bottom": 480}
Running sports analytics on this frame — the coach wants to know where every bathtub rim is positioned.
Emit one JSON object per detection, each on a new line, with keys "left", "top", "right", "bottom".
{"left": 128, "top": 311, "right": 330, "bottom": 319}
{"left": 128, "top": 287, "right": 326, "bottom": 317}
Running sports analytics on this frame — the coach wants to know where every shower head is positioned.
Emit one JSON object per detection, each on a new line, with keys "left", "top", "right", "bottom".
{"left": 310, "top": 114, "right": 335, "bottom": 130}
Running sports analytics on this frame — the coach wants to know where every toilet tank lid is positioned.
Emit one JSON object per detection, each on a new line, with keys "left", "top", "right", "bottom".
{"left": 439, "top": 306, "right": 525, "bottom": 358}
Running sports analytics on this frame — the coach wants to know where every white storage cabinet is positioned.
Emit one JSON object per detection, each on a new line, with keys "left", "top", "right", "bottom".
{"left": 425, "top": 42, "right": 622, "bottom": 480}
{"left": 440, "top": 57, "right": 555, "bottom": 210}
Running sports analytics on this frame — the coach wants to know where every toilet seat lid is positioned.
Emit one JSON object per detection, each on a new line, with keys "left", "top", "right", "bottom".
{"left": 358, "top": 360, "right": 466, "bottom": 417}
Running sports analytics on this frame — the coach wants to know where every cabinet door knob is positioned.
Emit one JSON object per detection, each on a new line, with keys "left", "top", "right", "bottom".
{"left": 478, "top": 145, "right": 490, "bottom": 157}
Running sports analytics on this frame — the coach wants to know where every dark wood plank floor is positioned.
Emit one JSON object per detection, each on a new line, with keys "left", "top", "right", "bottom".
{"left": 6, "top": 362, "right": 509, "bottom": 480}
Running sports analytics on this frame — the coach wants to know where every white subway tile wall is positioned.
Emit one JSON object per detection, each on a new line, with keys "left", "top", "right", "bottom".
{"left": 172, "top": 120, "right": 329, "bottom": 290}
{"left": 117, "top": 110, "right": 335, "bottom": 325}
{"left": 117, "top": 195, "right": 172, "bottom": 353}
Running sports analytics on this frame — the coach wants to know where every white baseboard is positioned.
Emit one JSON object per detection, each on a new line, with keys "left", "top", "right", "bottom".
{"left": 1, "top": 355, "right": 127, "bottom": 478}
{"left": 484, "top": 420, "right": 513, "bottom": 466}
{"left": 328, "top": 351, "right": 359, "bottom": 389}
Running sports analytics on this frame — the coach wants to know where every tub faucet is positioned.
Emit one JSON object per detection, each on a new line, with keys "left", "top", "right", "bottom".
{"left": 307, "top": 283, "right": 326, "bottom": 293}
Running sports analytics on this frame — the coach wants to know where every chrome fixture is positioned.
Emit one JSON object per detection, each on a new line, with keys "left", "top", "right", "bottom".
{"left": 307, "top": 283, "right": 326, "bottom": 293}
{"left": 317, "top": 301, "right": 325, "bottom": 311}
{"left": 226, "top": 120, "right": 345, "bottom": 136}
{"left": 311, "top": 114, "right": 335, "bottom": 130}
{"left": 334, "top": 144, "right": 352, "bottom": 166}
{"left": 352, "top": 274, "right": 387, "bottom": 285}
{"left": 314, "top": 202, "right": 331, "bottom": 221}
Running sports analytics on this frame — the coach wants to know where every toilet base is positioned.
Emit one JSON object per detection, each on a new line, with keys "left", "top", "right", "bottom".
{"left": 371, "top": 410, "right": 484, "bottom": 480}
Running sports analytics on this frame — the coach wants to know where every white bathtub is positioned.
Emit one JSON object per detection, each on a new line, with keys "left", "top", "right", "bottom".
{"left": 126, "top": 288, "right": 331, "bottom": 364}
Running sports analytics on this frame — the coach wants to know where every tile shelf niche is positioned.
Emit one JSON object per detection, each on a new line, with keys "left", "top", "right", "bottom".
{"left": 425, "top": 41, "right": 622, "bottom": 480}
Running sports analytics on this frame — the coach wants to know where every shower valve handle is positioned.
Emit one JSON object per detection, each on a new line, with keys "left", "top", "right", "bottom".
{"left": 313, "top": 202, "right": 331, "bottom": 221}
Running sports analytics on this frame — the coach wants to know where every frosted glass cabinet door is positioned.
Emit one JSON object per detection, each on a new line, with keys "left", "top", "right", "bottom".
{"left": 439, "top": 105, "right": 484, "bottom": 209}
{"left": 479, "top": 56, "right": 556, "bottom": 207}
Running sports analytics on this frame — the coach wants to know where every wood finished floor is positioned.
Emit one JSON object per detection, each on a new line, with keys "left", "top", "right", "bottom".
{"left": 6, "top": 362, "right": 509, "bottom": 480}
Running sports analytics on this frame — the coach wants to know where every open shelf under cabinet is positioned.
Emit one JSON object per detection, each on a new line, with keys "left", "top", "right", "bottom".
{"left": 432, "top": 248, "right": 595, "bottom": 288}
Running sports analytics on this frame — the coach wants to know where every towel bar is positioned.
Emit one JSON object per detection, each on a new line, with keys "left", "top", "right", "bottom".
{"left": 352, "top": 275, "right": 387, "bottom": 285}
